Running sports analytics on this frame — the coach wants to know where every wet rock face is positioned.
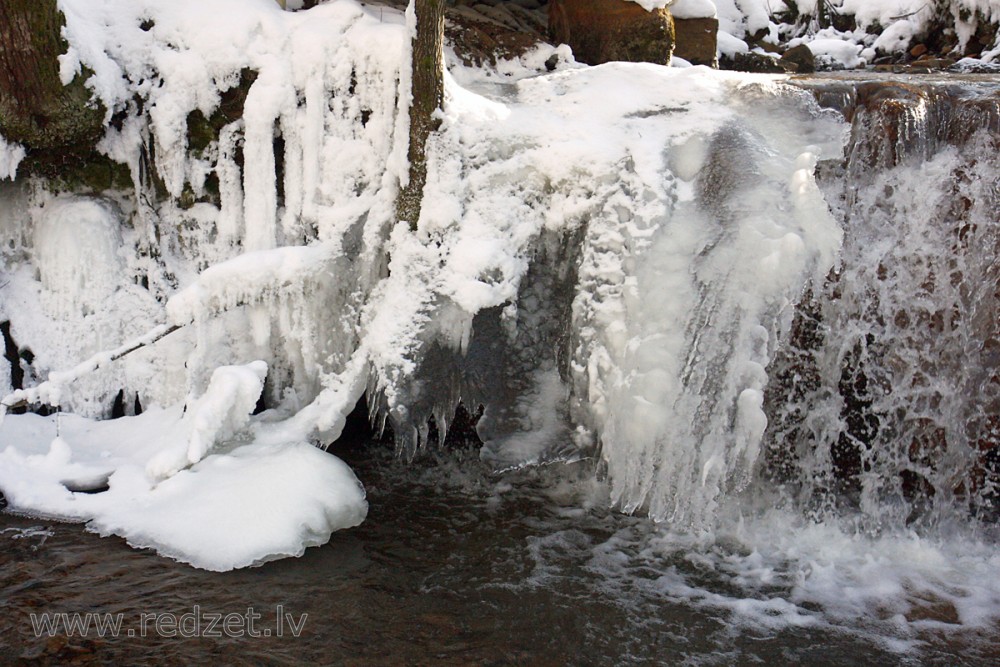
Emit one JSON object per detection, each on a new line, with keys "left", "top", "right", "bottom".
{"left": 548, "top": 0, "right": 674, "bottom": 65}
{"left": 797, "top": 79, "right": 1000, "bottom": 170}
{"left": 764, "top": 77, "right": 1000, "bottom": 520}
{"left": 672, "top": 16, "right": 717, "bottom": 67}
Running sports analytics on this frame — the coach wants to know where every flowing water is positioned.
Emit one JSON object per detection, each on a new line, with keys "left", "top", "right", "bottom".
{"left": 1, "top": 440, "right": 996, "bottom": 666}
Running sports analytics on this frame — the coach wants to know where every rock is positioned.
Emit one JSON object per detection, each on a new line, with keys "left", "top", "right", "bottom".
{"left": 673, "top": 17, "right": 718, "bottom": 67}
{"left": 910, "top": 43, "right": 928, "bottom": 58}
{"left": 548, "top": 0, "right": 674, "bottom": 66}
{"left": 913, "top": 57, "right": 955, "bottom": 70}
{"left": 779, "top": 44, "right": 815, "bottom": 74}
{"left": 753, "top": 39, "right": 782, "bottom": 54}
{"left": 724, "top": 51, "right": 787, "bottom": 74}
{"left": 505, "top": 3, "right": 548, "bottom": 33}
{"left": 477, "top": 4, "right": 521, "bottom": 29}
{"left": 446, "top": 11, "right": 547, "bottom": 67}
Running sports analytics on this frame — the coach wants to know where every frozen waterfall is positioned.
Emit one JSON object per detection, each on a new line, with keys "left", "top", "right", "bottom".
{"left": 0, "top": 0, "right": 997, "bottom": 594}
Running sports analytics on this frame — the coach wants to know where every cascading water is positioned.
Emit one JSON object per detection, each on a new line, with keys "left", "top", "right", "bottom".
{"left": 765, "top": 76, "right": 1000, "bottom": 532}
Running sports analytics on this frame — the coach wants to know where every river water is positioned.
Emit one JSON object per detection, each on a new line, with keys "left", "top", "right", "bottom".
{"left": 1, "top": 438, "right": 996, "bottom": 665}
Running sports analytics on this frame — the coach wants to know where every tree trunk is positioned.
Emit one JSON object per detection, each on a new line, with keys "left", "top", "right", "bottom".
{"left": 396, "top": 0, "right": 446, "bottom": 231}
{"left": 0, "top": 0, "right": 105, "bottom": 174}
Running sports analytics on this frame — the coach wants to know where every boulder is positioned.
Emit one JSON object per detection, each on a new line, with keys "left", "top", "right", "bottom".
{"left": 725, "top": 51, "right": 787, "bottom": 73}
{"left": 548, "top": 0, "right": 675, "bottom": 66}
{"left": 673, "top": 17, "right": 718, "bottom": 67}
{"left": 779, "top": 44, "right": 815, "bottom": 74}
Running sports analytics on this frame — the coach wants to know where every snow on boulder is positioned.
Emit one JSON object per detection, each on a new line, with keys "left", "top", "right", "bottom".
{"left": 807, "top": 38, "right": 866, "bottom": 69}
{"left": 670, "top": 0, "right": 717, "bottom": 19}
{"left": 672, "top": 0, "right": 719, "bottom": 67}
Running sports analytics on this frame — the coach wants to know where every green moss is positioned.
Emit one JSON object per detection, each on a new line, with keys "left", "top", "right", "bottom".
{"left": 185, "top": 68, "right": 255, "bottom": 156}
{"left": 42, "top": 152, "right": 131, "bottom": 195}
{"left": 186, "top": 109, "right": 217, "bottom": 155}
{"left": 0, "top": 2, "right": 107, "bottom": 162}
{"left": 178, "top": 183, "right": 197, "bottom": 210}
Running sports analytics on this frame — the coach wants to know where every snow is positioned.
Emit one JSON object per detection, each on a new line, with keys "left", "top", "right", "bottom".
{"left": 628, "top": 0, "right": 672, "bottom": 11}
{"left": 807, "top": 38, "right": 866, "bottom": 69}
{"left": 2, "top": 26, "right": 843, "bottom": 560}
{"left": 0, "top": 136, "right": 26, "bottom": 181}
{"left": 146, "top": 361, "right": 269, "bottom": 480}
{"left": 627, "top": 0, "right": 717, "bottom": 16}
{"left": 670, "top": 0, "right": 718, "bottom": 19}
{"left": 0, "top": 407, "right": 367, "bottom": 571}
{"left": 3, "top": 0, "right": 844, "bottom": 559}
{"left": 716, "top": 30, "right": 750, "bottom": 57}
{"left": 0, "top": 0, "right": 403, "bottom": 568}
{"left": 713, "top": 0, "right": 1000, "bottom": 65}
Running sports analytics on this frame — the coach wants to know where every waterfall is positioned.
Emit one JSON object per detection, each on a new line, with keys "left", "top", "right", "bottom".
{"left": 764, "top": 76, "right": 1000, "bottom": 532}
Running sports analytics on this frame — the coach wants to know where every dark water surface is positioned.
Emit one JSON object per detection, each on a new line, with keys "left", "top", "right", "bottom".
{"left": 0, "top": 443, "right": 995, "bottom": 666}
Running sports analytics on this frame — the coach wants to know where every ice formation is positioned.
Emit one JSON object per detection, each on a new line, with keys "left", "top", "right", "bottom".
{"left": 0, "top": 1, "right": 997, "bottom": 609}
{"left": 0, "top": 0, "right": 845, "bottom": 566}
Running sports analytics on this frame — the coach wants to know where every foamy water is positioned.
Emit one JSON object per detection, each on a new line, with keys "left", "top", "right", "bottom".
{"left": 5, "top": 443, "right": 995, "bottom": 664}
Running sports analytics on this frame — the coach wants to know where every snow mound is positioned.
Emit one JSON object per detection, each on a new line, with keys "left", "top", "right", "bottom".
{"left": 0, "top": 407, "right": 366, "bottom": 571}
{"left": 807, "top": 38, "right": 865, "bottom": 69}
{"left": 146, "top": 361, "right": 268, "bottom": 481}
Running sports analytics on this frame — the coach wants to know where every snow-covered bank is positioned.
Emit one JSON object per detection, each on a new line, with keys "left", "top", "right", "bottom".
{"left": 712, "top": 0, "right": 1000, "bottom": 68}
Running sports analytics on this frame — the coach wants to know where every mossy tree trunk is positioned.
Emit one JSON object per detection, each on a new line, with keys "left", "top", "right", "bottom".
{"left": 0, "top": 0, "right": 105, "bottom": 175}
{"left": 396, "top": 0, "right": 446, "bottom": 232}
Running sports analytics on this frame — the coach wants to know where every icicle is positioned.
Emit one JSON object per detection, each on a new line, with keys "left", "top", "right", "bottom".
{"left": 216, "top": 121, "right": 245, "bottom": 248}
